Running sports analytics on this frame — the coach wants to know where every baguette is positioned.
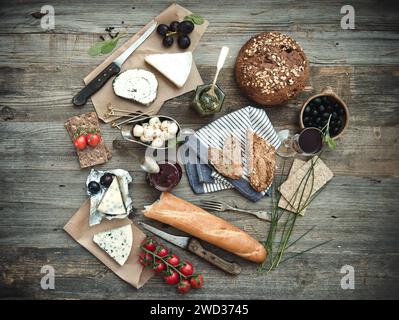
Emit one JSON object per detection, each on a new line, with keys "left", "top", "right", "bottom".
{"left": 143, "top": 192, "right": 267, "bottom": 263}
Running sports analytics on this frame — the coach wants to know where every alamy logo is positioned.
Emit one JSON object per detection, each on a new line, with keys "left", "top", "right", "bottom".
{"left": 40, "top": 5, "right": 55, "bottom": 31}
{"left": 340, "top": 265, "right": 355, "bottom": 289}
{"left": 340, "top": 5, "right": 355, "bottom": 30}
{"left": 40, "top": 265, "right": 55, "bottom": 290}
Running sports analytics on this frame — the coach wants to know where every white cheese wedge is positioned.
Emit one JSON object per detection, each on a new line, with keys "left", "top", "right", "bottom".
{"left": 112, "top": 69, "right": 158, "bottom": 105}
{"left": 93, "top": 225, "right": 133, "bottom": 266}
{"left": 97, "top": 178, "right": 126, "bottom": 216}
{"left": 145, "top": 52, "right": 192, "bottom": 88}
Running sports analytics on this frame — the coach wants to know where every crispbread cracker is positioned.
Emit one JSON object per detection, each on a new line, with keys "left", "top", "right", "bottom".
{"left": 278, "top": 159, "right": 306, "bottom": 214}
{"left": 278, "top": 157, "right": 333, "bottom": 215}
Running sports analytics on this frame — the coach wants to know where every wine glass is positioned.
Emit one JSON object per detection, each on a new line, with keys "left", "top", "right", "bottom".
{"left": 276, "top": 127, "right": 323, "bottom": 158}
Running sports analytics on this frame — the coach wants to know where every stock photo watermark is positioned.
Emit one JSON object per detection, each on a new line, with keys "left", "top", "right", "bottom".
{"left": 40, "top": 265, "right": 55, "bottom": 290}
{"left": 39, "top": 5, "right": 55, "bottom": 31}
{"left": 340, "top": 5, "right": 355, "bottom": 30}
{"left": 340, "top": 265, "right": 355, "bottom": 290}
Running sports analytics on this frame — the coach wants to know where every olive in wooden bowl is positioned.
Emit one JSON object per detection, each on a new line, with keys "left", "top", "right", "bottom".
{"left": 300, "top": 87, "right": 349, "bottom": 139}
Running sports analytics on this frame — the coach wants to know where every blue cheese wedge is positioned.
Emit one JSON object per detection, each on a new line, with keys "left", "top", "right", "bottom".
{"left": 93, "top": 225, "right": 133, "bottom": 266}
{"left": 145, "top": 52, "right": 192, "bottom": 88}
{"left": 112, "top": 69, "right": 158, "bottom": 105}
{"left": 97, "top": 178, "right": 126, "bottom": 216}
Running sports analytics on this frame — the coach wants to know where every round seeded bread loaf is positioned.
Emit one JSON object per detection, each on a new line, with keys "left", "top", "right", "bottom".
{"left": 235, "top": 32, "right": 310, "bottom": 106}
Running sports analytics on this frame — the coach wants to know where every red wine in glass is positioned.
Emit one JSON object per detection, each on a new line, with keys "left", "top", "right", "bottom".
{"left": 295, "top": 127, "right": 323, "bottom": 155}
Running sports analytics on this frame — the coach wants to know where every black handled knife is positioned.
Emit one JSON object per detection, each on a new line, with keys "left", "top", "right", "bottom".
{"left": 72, "top": 21, "right": 157, "bottom": 106}
{"left": 138, "top": 222, "right": 242, "bottom": 275}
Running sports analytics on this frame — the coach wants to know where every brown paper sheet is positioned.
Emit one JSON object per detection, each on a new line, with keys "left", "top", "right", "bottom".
{"left": 84, "top": 3, "right": 209, "bottom": 123}
{"left": 278, "top": 157, "right": 333, "bottom": 215}
{"left": 63, "top": 200, "right": 154, "bottom": 289}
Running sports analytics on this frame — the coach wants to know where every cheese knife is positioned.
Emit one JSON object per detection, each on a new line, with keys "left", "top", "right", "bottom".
{"left": 72, "top": 21, "right": 157, "bottom": 106}
{"left": 138, "top": 222, "right": 242, "bottom": 275}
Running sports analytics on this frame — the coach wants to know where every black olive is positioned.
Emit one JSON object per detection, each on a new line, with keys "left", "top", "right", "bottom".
{"left": 315, "top": 117, "right": 321, "bottom": 124}
{"left": 332, "top": 126, "right": 340, "bottom": 135}
{"left": 312, "top": 109, "right": 319, "bottom": 117}
{"left": 169, "top": 21, "right": 180, "bottom": 32}
{"left": 162, "top": 35, "right": 174, "bottom": 47}
{"left": 177, "top": 34, "right": 191, "bottom": 49}
{"left": 321, "top": 96, "right": 328, "bottom": 104}
{"left": 319, "top": 105, "right": 325, "bottom": 113}
{"left": 177, "top": 20, "right": 195, "bottom": 34}
{"left": 303, "top": 116, "right": 310, "bottom": 125}
{"left": 332, "top": 112, "right": 338, "bottom": 119}
{"left": 338, "top": 108, "right": 345, "bottom": 116}
{"left": 100, "top": 173, "right": 114, "bottom": 188}
{"left": 336, "top": 119, "right": 342, "bottom": 127}
{"left": 313, "top": 97, "right": 321, "bottom": 105}
{"left": 322, "top": 112, "right": 330, "bottom": 119}
{"left": 88, "top": 181, "right": 101, "bottom": 195}
{"left": 326, "top": 105, "right": 334, "bottom": 113}
{"left": 156, "top": 24, "right": 169, "bottom": 37}
{"left": 304, "top": 105, "right": 311, "bottom": 114}
{"left": 307, "top": 121, "right": 314, "bottom": 127}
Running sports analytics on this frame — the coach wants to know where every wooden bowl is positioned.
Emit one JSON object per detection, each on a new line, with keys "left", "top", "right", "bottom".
{"left": 299, "top": 86, "right": 349, "bottom": 140}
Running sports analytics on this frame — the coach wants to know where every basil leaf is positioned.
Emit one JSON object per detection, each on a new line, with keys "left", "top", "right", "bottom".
{"left": 100, "top": 36, "right": 120, "bottom": 54}
{"left": 87, "top": 41, "right": 105, "bottom": 56}
{"left": 184, "top": 13, "right": 204, "bottom": 25}
{"left": 87, "top": 34, "right": 122, "bottom": 57}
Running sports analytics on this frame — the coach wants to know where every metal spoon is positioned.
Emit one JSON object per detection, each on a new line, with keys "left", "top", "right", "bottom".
{"left": 202, "top": 46, "right": 229, "bottom": 101}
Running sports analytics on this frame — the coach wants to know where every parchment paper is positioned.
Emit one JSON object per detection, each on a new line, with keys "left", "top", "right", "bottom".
{"left": 64, "top": 200, "right": 154, "bottom": 289}
{"left": 84, "top": 3, "right": 209, "bottom": 122}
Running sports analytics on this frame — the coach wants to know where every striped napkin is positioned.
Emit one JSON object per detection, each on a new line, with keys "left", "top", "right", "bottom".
{"left": 185, "top": 106, "right": 281, "bottom": 201}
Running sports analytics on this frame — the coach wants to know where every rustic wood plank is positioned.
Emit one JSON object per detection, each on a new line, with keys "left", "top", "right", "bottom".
{"left": 0, "top": 0, "right": 399, "bottom": 300}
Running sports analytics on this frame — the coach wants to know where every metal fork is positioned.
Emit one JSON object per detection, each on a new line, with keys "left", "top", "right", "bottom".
{"left": 199, "top": 200, "right": 271, "bottom": 222}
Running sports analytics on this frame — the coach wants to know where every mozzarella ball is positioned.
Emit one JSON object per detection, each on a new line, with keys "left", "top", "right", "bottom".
{"left": 158, "top": 131, "right": 169, "bottom": 141}
{"left": 140, "top": 134, "right": 153, "bottom": 143}
{"left": 161, "top": 120, "right": 171, "bottom": 131}
{"left": 151, "top": 137, "right": 164, "bottom": 148}
{"left": 153, "top": 128, "right": 162, "bottom": 138}
{"left": 149, "top": 117, "right": 161, "bottom": 128}
{"left": 168, "top": 122, "right": 178, "bottom": 135}
{"left": 143, "top": 126, "right": 154, "bottom": 139}
{"left": 133, "top": 124, "right": 144, "bottom": 137}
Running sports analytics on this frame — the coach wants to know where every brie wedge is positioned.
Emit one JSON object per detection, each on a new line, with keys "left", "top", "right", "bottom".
{"left": 112, "top": 69, "right": 158, "bottom": 105}
{"left": 145, "top": 52, "right": 192, "bottom": 88}
{"left": 93, "top": 225, "right": 133, "bottom": 266}
{"left": 97, "top": 178, "right": 126, "bottom": 216}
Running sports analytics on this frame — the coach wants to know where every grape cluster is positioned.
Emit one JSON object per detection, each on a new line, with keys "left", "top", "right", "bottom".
{"left": 156, "top": 20, "right": 195, "bottom": 49}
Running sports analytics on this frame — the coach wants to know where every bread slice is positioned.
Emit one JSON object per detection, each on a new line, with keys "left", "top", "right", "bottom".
{"left": 208, "top": 135, "right": 243, "bottom": 179}
{"left": 112, "top": 69, "right": 158, "bottom": 105}
{"left": 247, "top": 130, "right": 276, "bottom": 192}
{"left": 145, "top": 52, "right": 192, "bottom": 88}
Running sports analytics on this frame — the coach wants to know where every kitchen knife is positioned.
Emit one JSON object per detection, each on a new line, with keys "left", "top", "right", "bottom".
{"left": 72, "top": 21, "right": 157, "bottom": 106}
{"left": 138, "top": 222, "right": 242, "bottom": 275}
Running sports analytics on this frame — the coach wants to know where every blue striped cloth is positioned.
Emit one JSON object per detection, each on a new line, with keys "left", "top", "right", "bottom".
{"left": 184, "top": 106, "right": 281, "bottom": 202}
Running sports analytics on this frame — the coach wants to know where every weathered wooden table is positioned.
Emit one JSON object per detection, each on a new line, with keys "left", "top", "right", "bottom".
{"left": 1, "top": 0, "right": 398, "bottom": 300}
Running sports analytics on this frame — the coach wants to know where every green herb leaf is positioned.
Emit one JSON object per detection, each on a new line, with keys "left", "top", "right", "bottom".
{"left": 87, "top": 33, "right": 123, "bottom": 57}
{"left": 324, "top": 133, "right": 336, "bottom": 150}
{"left": 184, "top": 13, "right": 204, "bottom": 25}
{"left": 87, "top": 41, "right": 105, "bottom": 56}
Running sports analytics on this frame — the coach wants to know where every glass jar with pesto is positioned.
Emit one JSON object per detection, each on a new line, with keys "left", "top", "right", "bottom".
{"left": 191, "top": 83, "right": 226, "bottom": 116}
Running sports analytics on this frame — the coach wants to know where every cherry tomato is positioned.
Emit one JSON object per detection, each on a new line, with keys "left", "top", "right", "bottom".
{"left": 177, "top": 279, "right": 191, "bottom": 294}
{"left": 74, "top": 135, "right": 87, "bottom": 150}
{"left": 143, "top": 239, "right": 157, "bottom": 252}
{"left": 138, "top": 252, "right": 153, "bottom": 266}
{"left": 156, "top": 246, "right": 168, "bottom": 258}
{"left": 179, "top": 261, "right": 193, "bottom": 277}
{"left": 166, "top": 254, "right": 180, "bottom": 267}
{"left": 153, "top": 260, "right": 166, "bottom": 273}
{"left": 87, "top": 133, "right": 101, "bottom": 147}
{"left": 164, "top": 270, "right": 179, "bottom": 285}
{"left": 189, "top": 274, "right": 204, "bottom": 289}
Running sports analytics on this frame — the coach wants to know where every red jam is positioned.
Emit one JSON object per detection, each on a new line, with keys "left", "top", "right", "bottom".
{"left": 146, "top": 162, "right": 182, "bottom": 191}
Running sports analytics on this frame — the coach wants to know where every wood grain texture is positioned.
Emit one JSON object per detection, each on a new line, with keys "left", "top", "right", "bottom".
{"left": 0, "top": 0, "right": 399, "bottom": 300}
